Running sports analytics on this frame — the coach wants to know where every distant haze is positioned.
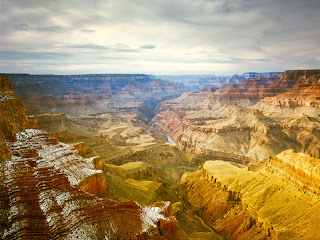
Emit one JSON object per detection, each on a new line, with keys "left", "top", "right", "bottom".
{"left": 0, "top": 0, "right": 320, "bottom": 75}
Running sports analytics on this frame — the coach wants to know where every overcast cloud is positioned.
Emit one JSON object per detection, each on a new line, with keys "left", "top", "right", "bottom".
{"left": 0, "top": 0, "right": 319, "bottom": 75}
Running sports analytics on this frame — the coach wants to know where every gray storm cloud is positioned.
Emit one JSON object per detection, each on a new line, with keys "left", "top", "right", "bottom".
{"left": 0, "top": 0, "right": 319, "bottom": 74}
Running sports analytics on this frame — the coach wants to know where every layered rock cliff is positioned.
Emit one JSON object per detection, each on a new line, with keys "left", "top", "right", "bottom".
{"left": 0, "top": 76, "right": 34, "bottom": 141}
{"left": 154, "top": 103, "right": 320, "bottom": 161}
{"left": 254, "top": 70, "right": 320, "bottom": 117}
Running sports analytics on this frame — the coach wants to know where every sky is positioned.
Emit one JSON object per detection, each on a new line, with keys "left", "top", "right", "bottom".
{"left": 0, "top": 0, "right": 320, "bottom": 75}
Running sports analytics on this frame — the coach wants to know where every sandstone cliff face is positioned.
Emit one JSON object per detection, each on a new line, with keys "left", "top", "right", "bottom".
{"left": 269, "top": 69, "right": 320, "bottom": 90}
{"left": 155, "top": 73, "right": 283, "bottom": 122}
{"left": 253, "top": 70, "right": 320, "bottom": 117}
{"left": 213, "top": 70, "right": 320, "bottom": 112}
{"left": 179, "top": 158, "right": 320, "bottom": 240}
{"left": 212, "top": 73, "right": 282, "bottom": 102}
{"left": 179, "top": 169, "right": 274, "bottom": 240}
{"left": 0, "top": 76, "right": 34, "bottom": 141}
{"left": 173, "top": 108, "right": 285, "bottom": 161}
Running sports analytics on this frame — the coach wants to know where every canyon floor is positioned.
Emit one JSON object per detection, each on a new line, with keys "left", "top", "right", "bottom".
{"left": 1, "top": 71, "right": 320, "bottom": 239}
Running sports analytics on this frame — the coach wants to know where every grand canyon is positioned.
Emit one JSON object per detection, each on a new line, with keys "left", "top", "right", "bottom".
{"left": 2, "top": 0, "right": 320, "bottom": 239}
{"left": 1, "top": 70, "right": 320, "bottom": 239}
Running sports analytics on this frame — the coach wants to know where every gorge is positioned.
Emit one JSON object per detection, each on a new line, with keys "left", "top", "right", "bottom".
{"left": 1, "top": 70, "right": 320, "bottom": 239}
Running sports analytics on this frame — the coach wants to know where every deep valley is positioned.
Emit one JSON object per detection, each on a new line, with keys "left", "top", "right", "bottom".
{"left": 1, "top": 70, "right": 320, "bottom": 239}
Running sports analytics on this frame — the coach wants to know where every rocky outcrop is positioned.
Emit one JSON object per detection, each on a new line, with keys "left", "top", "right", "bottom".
{"left": 262, "top": 81, "right": 320, "bottom": 107}
{"left": 179, "top": 159, "right": 320, "bottom": 240}
{"left": 179, "top": 162, "right": 274, "bottom": 240}
{"left": 173, "top": 109, "right": 283, "bottom": 161}
{"left": 0, "top": 75, "right": 36, "bottom": 161}
{"left": 254, "top": 84, "right": 320, "bottom": 117}
{"left": 212, "top": 73, "right": 282, "bottom": 102}
{"left": 0, "top": 75, "right": 35, "bottom": 141}
{"left": 79, "top": 173, "right": 108, "bottom": 196}
{"left": 155, "top": 73, "right": 282, "bottom": 118}
{"left": 106, "top": 162, "right": 153, "bottom": 180}
{"left": 225, "top": 74, "right": 247, "bottom": 84}
{"left": 255, "top": 70, "right": 320, "bottom": 112}
{"left": 210, "top": 70, "right": 319, "bottom": 110}
{"left": 268, "top": 69, "right": 320, "bottom": 90}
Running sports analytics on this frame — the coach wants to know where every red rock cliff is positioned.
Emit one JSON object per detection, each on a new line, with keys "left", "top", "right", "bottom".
{"left": 0, "top": 75, "right": 34, "bottom": 141}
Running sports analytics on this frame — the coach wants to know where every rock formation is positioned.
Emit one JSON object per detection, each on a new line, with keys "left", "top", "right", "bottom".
{"left": 251, "top": 70, "right": 320, "bottom": 118}
{"left": 0, "top": 76, "right": 35, "bottom": 141}
{"left": 179, "top": 153, "right": 320, "bottom": 239}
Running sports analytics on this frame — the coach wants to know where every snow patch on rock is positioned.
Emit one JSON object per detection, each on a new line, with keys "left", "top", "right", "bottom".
{"left": 140, "top": 201, "right": 170, "bottom": 232}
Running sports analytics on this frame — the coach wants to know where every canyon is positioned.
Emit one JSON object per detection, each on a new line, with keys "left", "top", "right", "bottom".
{"left": 1, "top": 69, "right": 320, "bottom": 239}
{"left": 6, "top": 74, "right": 186, "bottom": 122}
{"left": 0, "top": 75, "right": 188, "bottom": 239}
{"left": 154, "top": 70, "right": 320, "bottom": 161}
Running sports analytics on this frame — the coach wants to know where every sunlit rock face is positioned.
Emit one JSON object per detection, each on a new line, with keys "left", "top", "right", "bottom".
{"left": 0, "top": 75, "right": 187, "bottom": 240}
{"left": 179, "top": 155, "right": 320, "bottom": 240}
{"left": 268, "top": 70, "right": 320, "bottom": 90}
{"left": 265, "top": 149, "right": 320, "bottom": 194}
